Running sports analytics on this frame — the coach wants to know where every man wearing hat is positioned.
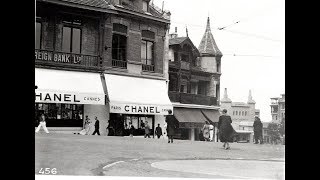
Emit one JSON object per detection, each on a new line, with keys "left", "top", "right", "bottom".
{"left": 253, "top": 115, "right": 263, "bottom": 144}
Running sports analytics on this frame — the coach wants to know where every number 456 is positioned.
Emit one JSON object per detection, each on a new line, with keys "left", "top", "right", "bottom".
{"left": 38, "top": 168, "right": 57, "bottom": 175}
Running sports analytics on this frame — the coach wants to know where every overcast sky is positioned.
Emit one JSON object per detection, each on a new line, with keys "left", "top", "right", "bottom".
{"left": 153, "top": 0, "right": 285, "bottom": 122}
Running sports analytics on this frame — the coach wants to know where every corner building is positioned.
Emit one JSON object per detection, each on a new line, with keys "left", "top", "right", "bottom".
{"left": 35, "top": 0, "right": 172, "bottom": 136}
{"left": 167, "top": 17, "right": 222, "bottom": 141}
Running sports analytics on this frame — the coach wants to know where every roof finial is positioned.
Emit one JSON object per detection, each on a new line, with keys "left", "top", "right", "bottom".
{"left": 248, "top": 89, "right": 256, "bottom": 104}
{"left": 186, "top": 26, "right": 188, "bottom": 37}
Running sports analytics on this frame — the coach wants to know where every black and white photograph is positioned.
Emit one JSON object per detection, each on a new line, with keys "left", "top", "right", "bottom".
{"left": 35, "top": 0, "right": 285, "bottom": 180}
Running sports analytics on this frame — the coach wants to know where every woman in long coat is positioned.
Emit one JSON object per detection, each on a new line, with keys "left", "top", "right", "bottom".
{"left": 166, "top": 110, "right": 176, "bottom": 143}
{"left": 202, "top": 121, "right": 210, "bottom": 141}
{"left": 218, "top": 109, "right": 235, "bottom": 150}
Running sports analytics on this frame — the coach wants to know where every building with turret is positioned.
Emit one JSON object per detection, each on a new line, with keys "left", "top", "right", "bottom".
{"left": 220, "top": 88, "right": 259, "bottom": 142}
{"left": 167, "top": 17, "right": 222, "bottom": 141}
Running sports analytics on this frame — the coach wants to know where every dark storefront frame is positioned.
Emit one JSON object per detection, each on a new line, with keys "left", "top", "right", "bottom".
{"left": 35, "top": 103, "right": 84, "bottom": 127}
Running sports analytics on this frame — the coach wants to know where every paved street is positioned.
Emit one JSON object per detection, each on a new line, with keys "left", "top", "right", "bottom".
{"left": 35, "top": 133, "right": 284, "bottom": 179}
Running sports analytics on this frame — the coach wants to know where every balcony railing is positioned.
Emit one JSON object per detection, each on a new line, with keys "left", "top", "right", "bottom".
{"left": 142, "top": 64, "right": 155, "bottom": 72}
{"left": 35, "top": 49, "right": 99, "bottom": 68}
{"left": 112, "top": 59, "right": 127, "bottom": 69}
{"left": 168, "top": 91, "right": 218, "bottom": 106}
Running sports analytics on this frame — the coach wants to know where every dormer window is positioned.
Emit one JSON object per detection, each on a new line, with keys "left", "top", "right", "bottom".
{"left": 142, "top": 0, "right": 149, "bottom": 12}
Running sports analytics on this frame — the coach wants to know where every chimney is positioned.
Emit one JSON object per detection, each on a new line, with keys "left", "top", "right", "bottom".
{"left": 169, "top": 27, "right": 178, "bottom": 39}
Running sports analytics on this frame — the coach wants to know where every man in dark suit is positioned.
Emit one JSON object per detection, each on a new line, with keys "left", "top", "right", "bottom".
{"left": 92, "top": 116, "right": 100, "bottom": 135}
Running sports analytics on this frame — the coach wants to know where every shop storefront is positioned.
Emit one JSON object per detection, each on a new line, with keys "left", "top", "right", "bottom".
{"left": 103, "top": 74, "right": 173, "bottom": 137}
{"left": 35, "top": 68, "right": 106, "bottom": 133}
{"left": 171, "top": 106, "right": 220, "bottom": 141}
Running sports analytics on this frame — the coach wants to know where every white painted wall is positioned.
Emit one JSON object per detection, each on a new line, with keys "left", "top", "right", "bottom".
{"left": 84, "top": 104, "right": 109, "bottom": 136}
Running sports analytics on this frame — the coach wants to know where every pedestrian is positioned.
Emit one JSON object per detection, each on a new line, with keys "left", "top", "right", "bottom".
{"left": 129, "top": 122, "right": 135, "bottom": 137}
{"left": 253, "top": 116, "right": 263, "bottom": 144}
{"left": 218, "top": 109, "right": 235, "bottom": 150}
{"left": 202, "top": 121, "right": 210, "bottom": 141}
{"left": 84, "top": 115, "right": 92, "bottom": 135}
{"left": 165, "top": 110, "right": 176, "bottom": 143}
{"left": 92, "top": 116, "right": 100, "bottom": 135}
{"left": 209, "top": 123, "right": 214, "bottom": 141}
{"left": 140, "top": 120, "right": 145, "bottom": 129}
{"left": 35, "top": 111, "right": 49, "bottom": 134}
{"left": 155, "top": 124, "right": 163, "bottom": 139}
{"left": 144, "top": 121, "right": 151, "bottom": 138}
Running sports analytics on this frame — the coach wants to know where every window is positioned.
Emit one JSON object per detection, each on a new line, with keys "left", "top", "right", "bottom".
{"left": 112, "top": 34, "right": 127, "bottom": 61}
{"left": 141, "top": 31, "right": 155, "bottom": 72}
{"left": 142, "top": 1, "right": 149, "bottom": 12}
{"left": 62, "top": 19, "right": 82, "bottom": 54}
{"left": 233, "top": 111, "right": 235, "bottom": 116}
{"left": 236, "top": 111, "right": 238, "bottom": 116}
{"left": 174, "top": 52, "right": 178, "bottom": 61}
{"left": 112, "top": 24, "right": 128, "bottom": 68}
{"left": 181, "top": 54, "right": 189, "bottom": 62}
{"left": 35, "top": 22, "right": 42, "bottom": 49}
{"left": 245, "top": 111, "right": 247, "bottom": 116}
{"left": 217, "top": 61, "right": 220, "bottom": 73}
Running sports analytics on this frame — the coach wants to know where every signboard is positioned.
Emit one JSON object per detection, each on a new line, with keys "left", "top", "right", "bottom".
{"left": 110, "top": 103, "right": 173, "bottom": 115}
{"left": 35, "top": 50, "right": 97, "bottom": 65}
{"left": 35, "top": 90, "right": 105, "bottom": 105}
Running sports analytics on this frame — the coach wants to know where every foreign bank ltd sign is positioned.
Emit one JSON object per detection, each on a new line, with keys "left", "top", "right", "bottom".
{"left": 35, "top": 90, "right": 105, "bottom": 105}
{"left": 110, "top": 103, "right": 173, "bottom": 115}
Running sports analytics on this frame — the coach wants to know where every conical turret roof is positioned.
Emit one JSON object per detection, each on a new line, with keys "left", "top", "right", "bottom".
{"left": 198, "top": 17, "right": 222, "bottom": 57}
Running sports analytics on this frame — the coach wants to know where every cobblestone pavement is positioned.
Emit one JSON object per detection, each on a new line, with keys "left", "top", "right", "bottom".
{"left": 35, "top": 133, "right": 285, "bottom": 179}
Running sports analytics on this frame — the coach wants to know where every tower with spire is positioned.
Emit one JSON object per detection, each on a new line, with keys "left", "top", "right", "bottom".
{"left": 198, "top": 17, "right": 223, "bottom": 102}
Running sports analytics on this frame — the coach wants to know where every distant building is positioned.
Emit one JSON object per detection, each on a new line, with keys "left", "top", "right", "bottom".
{"left": 270, "top": 94, "right": 285, "bottom": 124}
{"left": 220, "top": 88, "right": 259, "bottom": 142}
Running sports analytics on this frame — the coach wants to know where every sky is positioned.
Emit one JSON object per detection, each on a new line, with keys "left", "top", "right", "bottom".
{"left": 153, "top": 0, "right": 285, "bottom": 122}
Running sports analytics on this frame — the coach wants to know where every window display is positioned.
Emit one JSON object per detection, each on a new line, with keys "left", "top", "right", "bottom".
{"left": 35, "top": 103, "right": 83, "bottom": 127}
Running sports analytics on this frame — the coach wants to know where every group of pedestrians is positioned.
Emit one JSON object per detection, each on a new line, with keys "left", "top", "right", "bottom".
{"left": 35, "top": 112, "right": 101, "bottom": 136}
{"left": 36, "top": 108, "right": 265, "bottom": 149}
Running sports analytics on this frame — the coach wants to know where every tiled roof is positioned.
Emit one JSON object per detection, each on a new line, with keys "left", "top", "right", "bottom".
{"left": 169, "top": 37, "right": 188, "bottom": 45}
{"left": 52, "top": 0, "right": 110, "bottom": 9}
{"left": 112, "top": 1, "right": 169, "bottom": 20}
{"left": 198, "top": 17, "right": 222, "bottom": 56}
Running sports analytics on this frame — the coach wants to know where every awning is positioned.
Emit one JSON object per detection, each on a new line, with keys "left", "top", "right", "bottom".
{"left": 201, "top": 109, "right": 221, "bottom": 124}
{"left": 173, "top": 107, "right": 207, "bottom": 128}
{"left": 104, "top": 74, "right": 173, "bottom": 115}
{"left": 35, "top": 68, "right": 105, "bottom": 105}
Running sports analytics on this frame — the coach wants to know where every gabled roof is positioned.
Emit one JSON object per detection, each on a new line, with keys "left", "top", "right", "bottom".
{"left": 169, "top": 37, "right": 200, "bottom": 55}
{"left": 169, "top": 37, "right": 188, "bottom": 45}
{"left": 198, "top": 17, "right": 222, "bottom": 57}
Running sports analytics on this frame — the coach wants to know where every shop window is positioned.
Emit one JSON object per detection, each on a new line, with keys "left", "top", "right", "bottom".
{"left": 35, "top": 21, "right": 42, "bottom": 49}
{"left": 62, "top": 18, "right": 82, "bottom": 54}
{"left": 35, "top": 103, "right": 83, "bottom": 127}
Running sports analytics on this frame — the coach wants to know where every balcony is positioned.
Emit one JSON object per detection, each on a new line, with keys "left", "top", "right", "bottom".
{"left": 168, "top": 91, "right": 217, "bottom": 106}
{"left": 112, "top": 59, "right": 127, "bottom": 69}
{"left": 142, "top": 64, "right": 155, "bottom": 72}
{"left": 35, "top": 49, "right": 99, "bottom": 69}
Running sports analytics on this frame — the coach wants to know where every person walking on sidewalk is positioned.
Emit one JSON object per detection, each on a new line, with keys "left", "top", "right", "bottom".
{"left": 155, "top": 124, "right": 163, "bottom": 139}
{"left": 209, "top": 123, "right": 214, "bottom": 141}
{"left": 218, "top": 109, "right": 235, "bottom": 150}
{"left": 35, "top": 111, "right": 49, "bottom": 134}
{"left": 202, "top": 121, "right": 210, "bottom": 141}
{"left": 144, "top": 121, "right": 151, "bottom": 138}
{"left": 166, "top": 110, "right": 176, "bottom": 143}
{"left": 253, "top": 116, "right": 263, "bottom": 144}
{"left": 129, "top": 121, "right": 135, "bottom": 137}
{"left": 92, "top": 116, "right": 100, "bottom": 135}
